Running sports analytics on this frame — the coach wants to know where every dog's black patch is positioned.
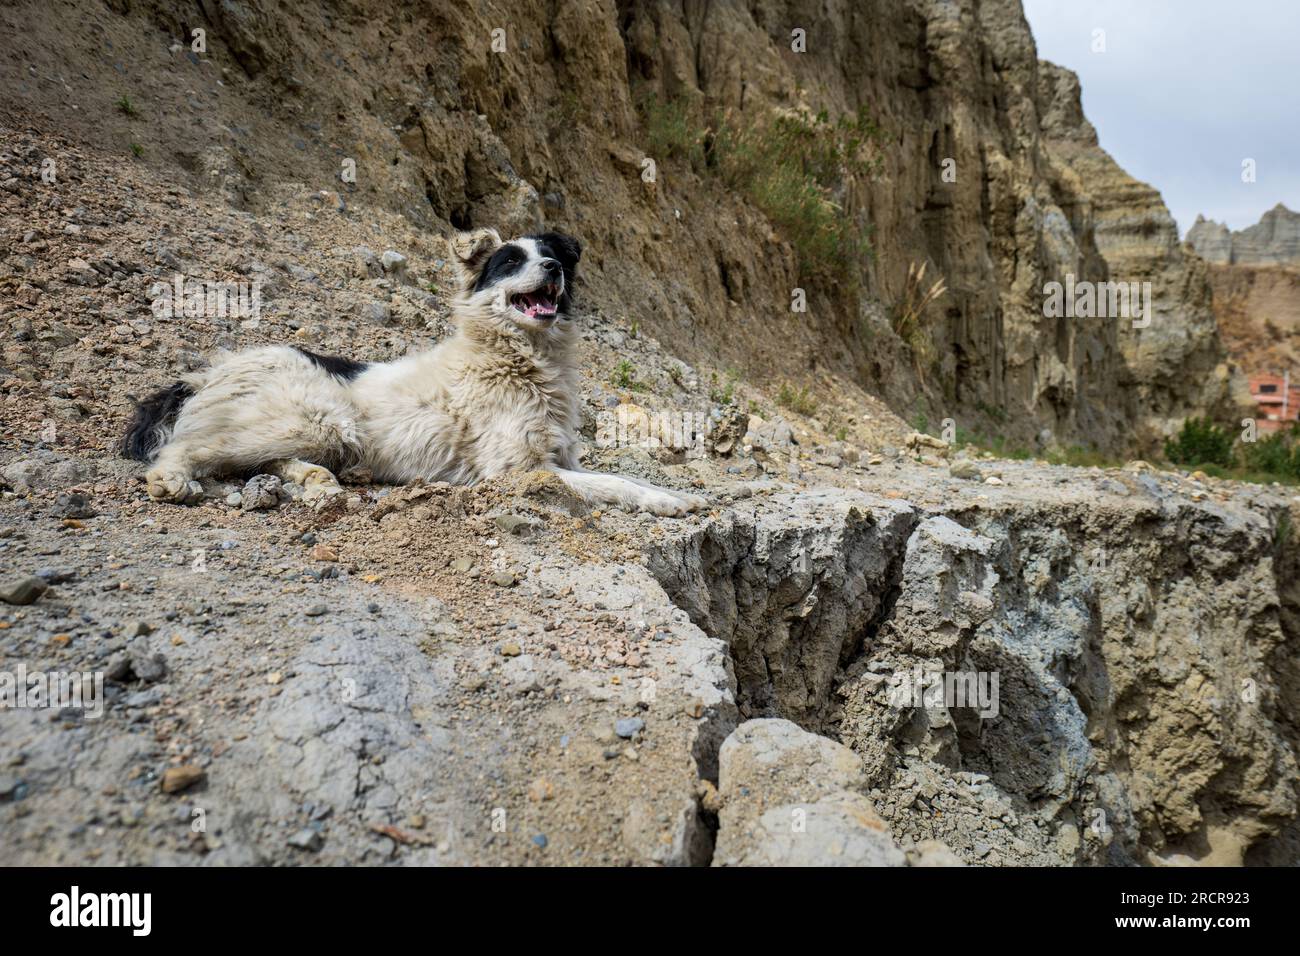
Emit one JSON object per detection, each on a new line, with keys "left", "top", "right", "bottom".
{"left": 528, "top": 232, "right": 582, "bottom": 312}
{"left": 528, "top": 232, "right": 581, "bottom": 276}
{"left": 121, "top": 381, "right": 194, "bottom": 461}
{"left": 472, "top": 242, "right": 529, "bottom": 293}
{"left": 294, "top": 346, "right": 368, "bottom": 381}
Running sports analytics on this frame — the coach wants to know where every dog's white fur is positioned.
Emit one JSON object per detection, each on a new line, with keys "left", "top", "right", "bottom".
{"left": 136, "top": 228, "right": 707, "bottom": 516}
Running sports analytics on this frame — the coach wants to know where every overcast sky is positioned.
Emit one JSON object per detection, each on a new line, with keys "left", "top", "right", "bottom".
{"left": 1022, "top": 0, "right": 1300, "bottom": 236}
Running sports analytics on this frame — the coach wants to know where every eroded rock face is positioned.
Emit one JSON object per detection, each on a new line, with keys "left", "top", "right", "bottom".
{"left": 644, "top": 490, "right": 917, "bottom": 725}
{"left": 1036, "top": 61, "right": 1246, "bottom": 448}
{"left": 713, "top": 718, "right": 906, "bottom": 867}
{"left": 646, "top": 478, "right": 1299, "bottom": 866}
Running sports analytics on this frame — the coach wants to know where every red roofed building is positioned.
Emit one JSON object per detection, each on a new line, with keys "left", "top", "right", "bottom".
{"left": 1250, "top": 373, "right": 1300, "bottom": 434}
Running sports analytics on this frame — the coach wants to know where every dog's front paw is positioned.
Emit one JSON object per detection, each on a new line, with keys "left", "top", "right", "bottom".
{"left": 638, "top": 490, "right": 698, "bottom": 517}
{"left": 146, "top": 468, "right": 202, "bottom": 504}
{"left": 676, "top": 491, "right": 709, "bottom": 512}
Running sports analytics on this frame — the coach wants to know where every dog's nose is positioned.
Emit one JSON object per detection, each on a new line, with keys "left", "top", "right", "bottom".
{"left": 541, "top": 259, "right": 561, "bottom": 278}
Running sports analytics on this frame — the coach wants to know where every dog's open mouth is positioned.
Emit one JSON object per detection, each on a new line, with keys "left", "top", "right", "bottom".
{"left": 510, "top": 284, "right": 560, "bottom": 319}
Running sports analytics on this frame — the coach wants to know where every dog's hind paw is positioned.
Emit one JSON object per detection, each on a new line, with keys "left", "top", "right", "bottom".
{"left": 146, "top": 468, "right": 203, "bottom": 504}
{"left": 302, "top": 472, "right": 345, "bottom": 505}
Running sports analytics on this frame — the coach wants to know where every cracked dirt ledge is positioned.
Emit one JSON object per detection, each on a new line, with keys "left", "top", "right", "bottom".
{"left": 2, "top": 451, "right": 1297, "bottom": 867}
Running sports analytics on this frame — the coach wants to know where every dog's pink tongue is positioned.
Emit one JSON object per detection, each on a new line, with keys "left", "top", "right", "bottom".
{"left": 520, "top": 292, "right": 556, "bottom": 318}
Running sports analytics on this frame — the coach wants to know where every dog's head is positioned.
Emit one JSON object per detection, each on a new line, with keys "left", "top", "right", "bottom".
{"left": 452, "top": 228, "right": 582, "bottom": 332}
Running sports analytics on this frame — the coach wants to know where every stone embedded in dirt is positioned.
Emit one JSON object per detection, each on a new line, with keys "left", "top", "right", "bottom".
{"left": 908, "top": 840, "right": 966, "bottom": 867}
{"left": 0, "top": 575, "right": 48, "bottom": 606}
{"left": 501, "top": 654, "right": 541, "bottom": 694}
{"left": 310, "top": 543, "right": 338, "bottom": 562}
{"left": 0, "top": 775, "right": 23, "bottom": 802}
{"left": 109, "top": 643, "right": 169, "bottom": 684}
{"left": 240, "top": 474, "right": 282, "bottom": 510}
{"left": 358, "top": 301, "right": 392, "bottom": 325}
{"left": 351, "top": 246, "right": 382, "bottom": 279}
{"left": 34, "top": 568, "right": 75, "bottom": 585}
{"left": 949, "top": 459, "right": 982, "bottom": 480}
{"left": 490, "top": 570, "right": 517, "bottom": 587}
{"left": 55, "top": 492, "right": 96, "bottom": 518}
{"left": 380, "top": 249, "right": 408, "bottom": 279}
{"left": 712, "top": 719, "right": 905, "bottom": 867}
{"left": 161, "top": 765, "right": 205, "bottom": 794}
{"left": 338, "top": 465, "right": 373, "bottom": 485}
{"left": 287, "top": 828, "right": 323, "bottom": 852}
{"left": 708, "top": 405, "right": 748, "bottom": 456}
{"left": 492, "top": 514, "right": 542, "bottom": 537}
{"left": 2, "top": 452, "right": 93, "bottom": 493}
{"left": 615, "top": 717, "right": 645, "bottom": 739}
{"left": 124, "top": 687, "right": 162, "bottom": 708}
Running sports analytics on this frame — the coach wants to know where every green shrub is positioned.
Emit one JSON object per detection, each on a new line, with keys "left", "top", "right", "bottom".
{"left": 1164, "top": 418, "right": 1235, "bottom": 467}
{"left": 609, "top": 359, "right": 647, "bottom": 392}
{"left": 640, "top": 97, "right": 883, "bottom": 282}
{"left": 1241, "top": 432, "right": 1300, "bottom": 479}
{"left": 709, "top": 370, "right": 738, "bottom": 406}
{"left": 776, "top": 382, "right": 818, "bottom": 416}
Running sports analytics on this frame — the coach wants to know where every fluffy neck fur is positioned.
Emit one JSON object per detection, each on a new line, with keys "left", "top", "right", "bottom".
{"left": 451, "top": 296, "right": 578, "bottom": 384}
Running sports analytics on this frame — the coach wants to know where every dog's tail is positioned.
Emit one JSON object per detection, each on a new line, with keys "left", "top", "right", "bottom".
{"left": 122, "top": 382, "right": 194, "bottom": 461}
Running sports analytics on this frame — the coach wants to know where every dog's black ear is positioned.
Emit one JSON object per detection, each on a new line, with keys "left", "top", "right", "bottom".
{"left": 531, "top": 231, "right": 581, "bottom": 273}
{"left": 530, "top": 232, "right": 581, "bottom": 314}
{"left": 450, "top": 228, "right": 503, "bottom": 288}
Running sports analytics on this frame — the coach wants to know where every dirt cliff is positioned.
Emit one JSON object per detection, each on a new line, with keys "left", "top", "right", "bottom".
{"left": 1188, "top": 205, "right": 1300, "bottom": 376}
{"left": 1, "top": 0, "right": 1245, "bottom": 452}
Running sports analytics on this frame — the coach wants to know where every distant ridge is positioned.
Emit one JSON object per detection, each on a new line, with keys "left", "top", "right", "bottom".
{"left": 1187, "top": 203, "right": 1300, "bottom": 266}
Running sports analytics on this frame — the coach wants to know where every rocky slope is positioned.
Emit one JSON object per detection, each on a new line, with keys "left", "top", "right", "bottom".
{"left": 0, "top": 0, "right": 1245, "bottom": 453}
{"left": 1206, "top": 262, "right": 1300, "bottom": 375}
{"left": 1, "top": 1, "right": 1296, "bottom": 867}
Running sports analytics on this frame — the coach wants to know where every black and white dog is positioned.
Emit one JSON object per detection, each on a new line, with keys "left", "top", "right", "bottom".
{"left": 123, "top": 228, "right": 706, "bottom": 516}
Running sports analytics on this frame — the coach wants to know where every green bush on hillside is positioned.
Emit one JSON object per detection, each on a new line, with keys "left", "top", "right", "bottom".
{"left": 640, "top": 96, "right": 883, "bottom": 282}
{"left": 1163, "top": 417, "right": 1235, "bottom": 467}
{"left": 1241, "top": 431, "right": 1300, "bottom": 479}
